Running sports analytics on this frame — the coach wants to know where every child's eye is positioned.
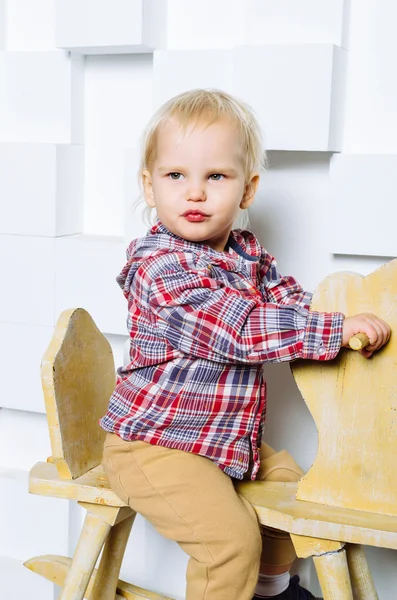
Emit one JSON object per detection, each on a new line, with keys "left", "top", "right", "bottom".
{"left": 209, "top": 174, "right": 224, "bottom": 181}
{"left": 168, "top": 172, "right": 183, "bottom": 180}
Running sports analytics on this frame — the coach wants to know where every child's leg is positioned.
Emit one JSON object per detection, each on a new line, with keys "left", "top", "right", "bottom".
{"left": 257, "top": 443, "right": 304, "bottom": 575}
{"left": 102, "top": 433, "right": 262, "bottom": 600}
{"left": 240, "top": 443, "right": 316, "bottom": 599}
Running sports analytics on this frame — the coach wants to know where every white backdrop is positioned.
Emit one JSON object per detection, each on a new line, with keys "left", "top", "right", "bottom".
{"left": 1, "top": 1, "right": 396, "bottom": 598}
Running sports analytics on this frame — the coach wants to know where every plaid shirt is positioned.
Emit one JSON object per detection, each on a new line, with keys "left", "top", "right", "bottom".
{"left": 100, "top": 221, "right": 344, "bottom": 479}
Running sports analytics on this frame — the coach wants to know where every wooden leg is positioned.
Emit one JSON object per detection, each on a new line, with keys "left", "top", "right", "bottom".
{"left": 346, "top": 544, "right": 379, "bottom": 600}
{"left": 24, "top": 554, "right": 175, "bottom": 600}
{"left": 58, "top": 510, "right": 111, "bottom": 600}
{"left": 313, "top": 549, "right": 354, "bottom": 600}
{"left": 90, "top": 512, "right": 136, "bottom": 600}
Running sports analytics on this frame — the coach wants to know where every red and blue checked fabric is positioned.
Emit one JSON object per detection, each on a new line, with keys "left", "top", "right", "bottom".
{"left": 99, "top": 221, "right": 344, "bottom": 479}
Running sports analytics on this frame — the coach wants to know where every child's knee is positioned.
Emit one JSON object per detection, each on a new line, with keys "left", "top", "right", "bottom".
{"left": 258, "top": 446, "right": 304, "bottom": 482}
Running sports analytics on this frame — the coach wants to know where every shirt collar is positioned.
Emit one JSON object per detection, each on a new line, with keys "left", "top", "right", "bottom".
{"left": 150, "top": 220, "right": 261, "bottom": 267}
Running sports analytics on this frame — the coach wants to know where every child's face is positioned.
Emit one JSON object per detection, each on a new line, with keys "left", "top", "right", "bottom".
{"left": 142, "top": 116, "right": 259, "bottom": 252}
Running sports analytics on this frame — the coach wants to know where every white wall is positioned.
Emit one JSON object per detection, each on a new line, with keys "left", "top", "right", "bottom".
{"left": 0, "top": 1, "right": 396, "bottom": 598}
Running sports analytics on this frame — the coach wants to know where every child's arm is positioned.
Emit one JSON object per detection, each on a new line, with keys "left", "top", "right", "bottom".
{"left": 134, "top": 253, "right": 344, "bottom": 366}
{"left": 258, "top": 251, "right": 390, "bottom": 358}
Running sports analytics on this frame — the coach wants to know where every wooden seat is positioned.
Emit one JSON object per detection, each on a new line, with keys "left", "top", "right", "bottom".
{"left": 25, "top": 308, "right": 173, "bottom": 600}
{"left": 238, "top": 258, "right": 397, "bottom": 600}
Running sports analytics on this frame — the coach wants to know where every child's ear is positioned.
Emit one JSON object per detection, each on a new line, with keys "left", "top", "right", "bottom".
{"left": 142, "top": 169, "right": 155, "bottom": 208}
{"left": 240, "top": 174, "right": 259, "bottom": 209}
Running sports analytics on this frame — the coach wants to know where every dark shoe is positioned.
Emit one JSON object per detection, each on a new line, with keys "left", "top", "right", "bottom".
{"left": 253, "top": 575, "right": 322, "bottom": 600}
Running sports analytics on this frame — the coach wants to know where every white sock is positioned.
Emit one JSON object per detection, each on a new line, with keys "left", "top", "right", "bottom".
{"left": 254, "top": 572, "right": 290, "bottom": 597}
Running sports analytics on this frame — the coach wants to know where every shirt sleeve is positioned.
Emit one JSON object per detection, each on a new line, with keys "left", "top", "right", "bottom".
{"left": 136, "top": 254, "right": 344, "bottom": 366}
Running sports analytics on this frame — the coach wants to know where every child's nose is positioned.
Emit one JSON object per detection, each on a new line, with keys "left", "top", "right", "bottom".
{"left": 187, "top": 185, "right": 207, "bottom": 202}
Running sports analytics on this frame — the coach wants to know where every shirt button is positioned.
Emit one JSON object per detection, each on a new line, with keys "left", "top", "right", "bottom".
{"left": 317, "top": 345, "right": 326, "bottom": 357}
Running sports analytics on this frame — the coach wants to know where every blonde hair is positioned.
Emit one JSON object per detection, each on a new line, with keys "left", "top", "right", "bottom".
{"left": 141, "top": 88, "right": 267, "bottom": 176}
{"left": 135, "top": 88, "right": 267, "bottom": 227}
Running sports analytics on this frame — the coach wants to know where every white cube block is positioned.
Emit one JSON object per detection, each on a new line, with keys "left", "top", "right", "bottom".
{"left": 330, "top": 155, "right": 397, "bottom": 257}
{"left": 85, "top": 54, "right": 153, "bottom": 147}
{"left": 84, "top": 146, "right": 127, "bottom": 237}
{"left": 0, "top": 51, "right": 84, "bottom": 143}
{"left": 55, "top": 234, "right": 128, "bottom": 335}
{"left": 0, "top": 144, "right": 84, "bottom": 237}
{"left": 165, "top": 0, "right": 241, "bottom": 50}
{"left": 234, "top": 45, "right": 346, "bottom": 151}
{"left": 0, "top": 324, "right": 53, "bottom": 413}
{"left": 243, "top": 0, "right": 348, "bottom": 48}
{"left": 0, "top": 235, "right": 55, "bottom": 326}
{"left": 0, "top": 409, "right": 51, "bottom": 470}
{"left": 154, "top": 45, "right": 346, "bottom": 151}
{"left": 0, "top": 468, "right": 69, "bottom": 561}
{"left": 5, "top": 0, "right": 56, "bottom": 50}
{"left": 56, "top": 0, "right": 166, "bottom": 54}
{"left": 153, "top": 49, "right": 234, "bottom": 110}
{"left": 0, "top": 2, "right": 5, "bottom": 48}
{"left": 0, "top": 557, "right": 56, "bottom": 600}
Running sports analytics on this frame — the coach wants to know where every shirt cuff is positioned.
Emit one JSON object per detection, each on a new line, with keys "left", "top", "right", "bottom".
{"left": 301, "top": 311, "right": 344, "bottom": 361}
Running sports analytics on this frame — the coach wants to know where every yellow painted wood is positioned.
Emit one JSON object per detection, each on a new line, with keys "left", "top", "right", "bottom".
{"left": 78, "top": 503, "right": 134, "bottom": 527}
{"left": 239, "top": 262, "right": 397, "bottom": 599}
{"left": 346, "top": 545, "right": 379, "bottom": 600}
{"left": 348, "top": 332, "right": 369, "bottom": 351}
{"left": 29, "top": 461, "right": 125, "bottom": 507}
{"left": 24, "top": 555, "right": 175, "bottom": 599}
{"left": 290, "top": 533, "right": 344, "bottom": 558}
{"left": 90, "top": 513, "right": 135, "bottom": 600}
{"left": 313, "top": 549, "right": 354, "bottom": 600}
{"left": 59, "top": 510, "right": 111, "bottom": 600}
{"left": 236, "top": 481, "right": 397, "bottom": 550}
{"left": 27, "top": 308, "right": 149, "bottom": 598}
{"left": 292, "top": 259, "right": 397, "bottom": 515}
{"left": 41, "top": 308, "right": 116, "bottom": 480}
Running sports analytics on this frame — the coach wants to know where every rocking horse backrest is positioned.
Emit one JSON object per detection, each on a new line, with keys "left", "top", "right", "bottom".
{"left": 41, "top": 308, "right": 116, "bottom": 480}
{"left": 292, "top": 258, "right": 397, "bottom": 516}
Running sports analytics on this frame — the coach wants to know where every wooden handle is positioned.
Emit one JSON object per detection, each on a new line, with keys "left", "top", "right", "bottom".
{"left": 348, "top": 333, "right": 370, "bottom": 351}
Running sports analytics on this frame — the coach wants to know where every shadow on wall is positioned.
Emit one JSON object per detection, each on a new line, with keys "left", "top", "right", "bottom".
{"left": 262, "top": 362, "right": 318, "bottom": 474}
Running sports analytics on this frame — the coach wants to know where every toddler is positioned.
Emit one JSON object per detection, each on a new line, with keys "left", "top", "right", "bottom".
{"left": 100, "top": 89, "right": 390, "bottom": 600}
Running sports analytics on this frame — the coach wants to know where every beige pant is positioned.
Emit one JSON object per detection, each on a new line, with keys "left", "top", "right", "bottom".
{"left": 102, "top": 434, "right": 303, "bottom": 600}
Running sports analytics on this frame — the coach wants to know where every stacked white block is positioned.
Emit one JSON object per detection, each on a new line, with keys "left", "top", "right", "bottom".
{"left": 164, "top": 0, "right": 348, "bottom": 50}
{"left": 164, "top": 0, "right": 242, "bottom": 50}
{"left": 153, "top": 49, "right": 234, "bottom": 107}
{"left": 0, "top": 1, "right": 5, "bottom": 48}
{"left": 0, "top": 323, "right": 52, "bottom": 412}
{"left": 4, "top": 0, "right": 56, "bottom": 51}
{"left": 0, "top": 468, "right": 69, "bottom": 559}
{"left": 330, "top": 155, "right": 397, "bottom": 257}
{"left": 243, "top": 0, "right": 348, "bottom": 48}
{"left": 0, "top": 410, "right": 51, "bottom": 470}
{"left": 0, "top": 144, "right": 84, "bottom": 237}
{"left": 154, "top": 45, "right": 347, "bottom": 151}
{"left": 0, "top": 409, "right": 69, "bottom": 566}
{"left": 0, "top": 557, "right": 55, "bottom": 600}
{"left": 55, "top": 234, "right": 127, "bottom": 335}
{"left": 0, "top": 235, "right": 56, "bottom": 326}
{"left": 0, "top": 51, "right": 84, "bottom": 143}
{"left": 56, "top": 0, "right": 166, "bottom": 54}
{"left": 234, "top": 45, "right": 346, "bottom": 151}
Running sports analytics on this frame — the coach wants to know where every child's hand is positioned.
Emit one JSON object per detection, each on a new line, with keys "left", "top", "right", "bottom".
{"left": 342, "top": 313, "right": 391, "bottom": 358}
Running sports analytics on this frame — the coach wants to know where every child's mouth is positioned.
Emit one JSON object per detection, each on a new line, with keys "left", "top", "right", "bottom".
{"left": 183, "top": 211, "right": 208, "bottom": 222}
